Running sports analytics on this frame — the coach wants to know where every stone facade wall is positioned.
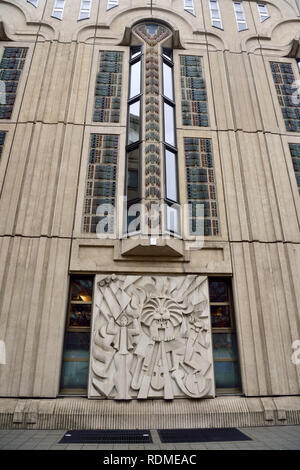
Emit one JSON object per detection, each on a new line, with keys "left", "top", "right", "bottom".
{"left": 0, "top": 0, "right": 299, "bottom": 400}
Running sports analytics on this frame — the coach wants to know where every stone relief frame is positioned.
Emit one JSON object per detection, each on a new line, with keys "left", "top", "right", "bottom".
{"left": 88, "top": 274, "right": 215, "bottom": 400}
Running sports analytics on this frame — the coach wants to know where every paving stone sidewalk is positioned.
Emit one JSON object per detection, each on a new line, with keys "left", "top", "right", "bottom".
{"left": 0, "top": 426, "right": 299, "bottom": 450}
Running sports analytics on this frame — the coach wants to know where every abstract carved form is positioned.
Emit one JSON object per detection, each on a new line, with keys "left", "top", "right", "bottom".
{"left": 89, "top": 275, "right": 215, "bottom": 400}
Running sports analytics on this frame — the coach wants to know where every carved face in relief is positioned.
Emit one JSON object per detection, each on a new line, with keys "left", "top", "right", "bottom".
{"left": 141, "top": 295, "right": 185, "bottom": 342}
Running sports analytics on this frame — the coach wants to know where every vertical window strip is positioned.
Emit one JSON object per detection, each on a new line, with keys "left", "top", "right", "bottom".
{"left": 78, "top": 0, "right": 92, "bottom": 20}
{"left": 209, "top": 278, "right": 241, "bottom": 393}
{"left": 52, "top": 0, "right": 65, "bottom": 20}
{"left": 270, "top": 62, "right": 300, "bottom": 132}
{"left": 83, "top": 134, "right": 119, "bottom": 234}
{"left": 126, "top": 46, "right": 142, "bottom": 221}
{"left": 93, "top": 51, "right": 123, "bottom": 123}
{"left": 209, "top": 0, "right": 223, "bottom": 29}
{"left": 107, "top": 0, "right": 119, "bottom": 10}
{"left": 180, "top": 55, "right": 209, "bottom": 127}
{"left": 289, "top": 144, "right": 300, "bottom": 194}
{"left": 0, "top": 47, "right": 28, "bottom": 120}
{"left": 0, "top": 131, "right": 6, "bottom": 160}
{"left": 162, "top": 49, "right": 180, "bottom": 234}
{"left": 59, "top": 276, "right": 94, "bottom": 394}
{"left": 257, "top": 3, "right": 269, "bottom": 22}
{"left": 27, "top": 0, "right": 38, "bottom": 7}
{"left": 184, "top": 137, "right": 219, "bottom": 236}
{"left": 184, "top": 0, "right": 195, "bottom": 15}
{"left": 233, "top": 2, "right": 248, "bottom": 31}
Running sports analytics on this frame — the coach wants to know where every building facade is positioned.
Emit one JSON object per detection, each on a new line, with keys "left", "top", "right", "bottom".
{"left": 0, "top": 0, "right": 300, "bottom": 429}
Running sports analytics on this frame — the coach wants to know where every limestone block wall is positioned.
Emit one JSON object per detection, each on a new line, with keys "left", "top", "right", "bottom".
{"left": 0, "top": 0, "right": 299, "bottom": 399}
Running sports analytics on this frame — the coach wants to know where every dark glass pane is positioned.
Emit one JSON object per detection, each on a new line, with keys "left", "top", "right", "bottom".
{"left": 211, "top": 305, "right": 231, "bottom": 328}
{"left": 127, "top": 148, "right": 139, "bottom": 202}
{"left": 213, "top": 333, "right": 238, "bottom": 360}
{"left": 128, "top": 101, "right": 140, "bottom": 144}
{"left": 131, "top": 46, "right": 142, "bottom": 60}
{"left": 162, "top": 47, "right": 173, "bottom": 61}
{"left": 129, "top": 60, "right": 141, "bottom": 99}
{"left": 164, "top": 102, "right": 175, "bottom": 146}
{"left": 165, "top": 150, "right": 178, "bottom": 201}
{"left": 69, "top": 304, "right": 92, "bottom": 327}
{"left": 209, "top": 280, "right": 228, "bottom": 302}
{"left": 60, "top": 361, "right": 89, "bottom": 390}
{"left": 64, "top": 332, "right": 90, "bottom": 359}
{"left": 163, "top": 62, "right": 174, "bottom": 101}
{"left": 70, "top": 278, "right": 93, "bottom": 302}
{"left": 214, "top": 361, "right": 241, "bottom": 389}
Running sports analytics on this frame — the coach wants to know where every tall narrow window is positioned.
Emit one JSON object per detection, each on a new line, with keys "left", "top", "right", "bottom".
{"left": 180, "top": 55, "right": 209, "bottom": 127}
{"left": 52, "top": 0, "right": 65, "bottom": 20}
{"left": 162, "top": 48, "right": 180, "bottom": 234}
{"left": 184, "top": 0, "right": 195, "bottom": 15}
{"left": 60, "top": 276, "right": 94, "bottom": 395}
{"left": 83, "top": 134, "right": 119, "bottom": 234}
{"left": 289, "top": 144, "right": 300, "bottom": 194}
{"left": 0, "top": 131, "right": 6, "bottom": 160}
{"left": 0, "top": 47, "right": 28, "bottom": 120}
{"left": 93, "top": 51, "right": 123, "bottom": 123}
{"left": 209, "top": 0, "right": 223, "bottom": 29}
{"left": 27, "top": 0, "right": 38, "bottom": 6}
{"left": 184, "top": 137, "right": 219, "bottom": 236}
{"left": 233, "top": 2, "right": 248, "bottom": 31}
{"left": 78, "top": 0, "right": 92, "bottom": 20}
{"left": 270, "top": 62, "right": 300, "bottom": 132}
{"left": 126, "top": 46, "right": 142, "bottom": 232}
{"left": 107, "top": 0, "right": 119, "bottom": 10}
{"left": 209, "top": 278, "right": 241, "bottom": 394}
{"left": 257, "top": 3, "right": 269, "bottom": 22}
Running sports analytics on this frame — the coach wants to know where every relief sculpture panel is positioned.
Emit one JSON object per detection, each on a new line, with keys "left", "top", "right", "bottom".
{"left": 89, "top": 275, "right": 215, "bottom": 400}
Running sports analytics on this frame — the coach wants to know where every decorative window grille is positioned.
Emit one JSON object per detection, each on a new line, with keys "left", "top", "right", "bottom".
{"left": 184, "top": 137, "right": 219, "bottom": 236}
{"left": 184, "top": 0, "right": 195, "bottom": 15}
{"left": 60, "top": 276, "right": 94, "bottom": 394}
{"left": 257, "top": 3, "right": 269, "bottom": 22}
{"left": 233, "top": 2, "right": 248, "bottom": 31}
{"left": 180, "top": 55, "right": 209, "bottom": 127}
{"left": 270, "top": 62, "right": 300, "bottom": 132}
{"left": 209, "top": 0, "right": 223, "bottom": 29}
{"left": 0, "top": 131, "right": 6, "bottom": 160}
{"left": 289, "top": 144, "right": 300, "bottom": 193}
{"left": 83, "top": 134, "right": 119, "bottom": 234}
{"left": 78, "top": 0, "right": 92, "bottom": 20}
{"left": 107, "top": 0, "right": 119, "bottom": 10}
{"left": 27, "top": 0, "right": 38, "bottom": 6}
{"left": 93, "top": 51, "right": 123, "bottom": 123}
{"left": 52, "top": 0, "right": 65, "bottom": 20}
{"left": 209, "top": 278, "right": 241, "bottom": 393}
{"left": 0, "top": 48, "right": 28, "bottom": 120}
